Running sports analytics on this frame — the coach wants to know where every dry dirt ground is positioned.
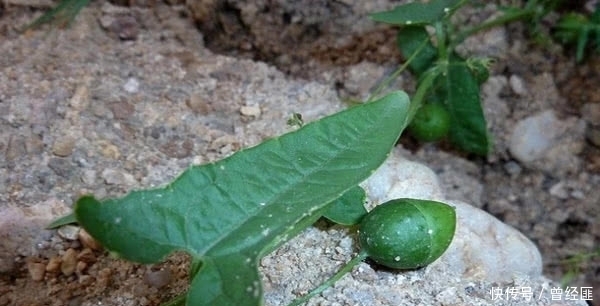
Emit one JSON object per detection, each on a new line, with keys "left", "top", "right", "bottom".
{"left": 0, "top": 1, "right": 598, "bottom": 305}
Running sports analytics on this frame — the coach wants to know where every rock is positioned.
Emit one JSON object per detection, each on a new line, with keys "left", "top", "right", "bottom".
{"left": 362, "top": 152, "right": 445, "bottom": 203}
{"left": 509, "top": 110, "right": 560, "bottom": 163}
{"left": 61, "top": 248, "right": 78, "bottom": 276}
{"left": 143, "top": 269, "right": 172, "bottom": 288}
{"left": 52, "top": 136, "right": 76, "bottom": 157}
{"left": 47, "top": 157, "right": 74, "bottom": 178}
{"left": 240, "top": 105, "right": 261, "bottom": 117}
{"left": 77, "top": 248, "right": 97, "bottom": 264}
{"left": 81, "top": 169, "right": 97, "bottom": 185}
{"left": 99, "top": 141, "right": 121, "bottom": 159}
{"left": 437, "top": 199, "right": 542, "bottom": 281}
{"left": 57, "top": 225, "right": 80, "bottom": 241}
{"left": 109, "top": 100, "right": 135, "bottom": 120}
{"left": 78, "top": 229, "right": 103, "bottom": 251}
{"left": 509, "top": 110, "right": 586, "bottom": 175}
{"left": 27, "top": 261, "right": 46, "bottom": 281}
{"left": 509, "top": 74, "right": 527, "bottom": 96}
{"left": 45, "top": 256, "right": 61, "bottom": 273}
{"left": 123, "top": 77, "right": 140, "bottom": 93}
{"left": 187, "top": 93, "right": 212, "bottom": 114}
{"left": 101, "top": 168, "right": 136, "bottom": 186}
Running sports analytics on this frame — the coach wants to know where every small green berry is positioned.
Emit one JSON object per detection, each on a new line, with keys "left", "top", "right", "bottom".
{"left": 408, "top": 103, "right": 451, "bottom": 142}
{"left": 358, "top": 198, "right": 456, "bottom": 269}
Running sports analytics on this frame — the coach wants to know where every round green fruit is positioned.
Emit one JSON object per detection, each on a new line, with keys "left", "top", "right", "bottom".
{"left": 408, "top": 103, "right": 451, "bottom": 142}
{"left": 358, "top": 198, "right": 456, "bottom": 269}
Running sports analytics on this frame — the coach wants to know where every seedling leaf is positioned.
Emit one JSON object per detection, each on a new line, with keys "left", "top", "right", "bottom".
{"left": 396, "top": 27, "right": 438, "bottom": 76}
{"left": 75, "top": 91, "right": 410, "bottom": 306}
{"left": 46, "top": 212, "right": 77, "bottom": 229}
{"left": 370, "top": 0, "right": 462, "bottom": 26}
{"left": 444, "top": 59, "right": 491, "bottom": 155}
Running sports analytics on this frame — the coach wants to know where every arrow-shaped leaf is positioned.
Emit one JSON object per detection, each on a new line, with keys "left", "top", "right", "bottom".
{"left": 75, "top": 91, "right": 410, "bottom": 306}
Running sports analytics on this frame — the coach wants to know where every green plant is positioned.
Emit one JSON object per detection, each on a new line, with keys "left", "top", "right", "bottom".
{"left": 554, "top": 3, "right": 600, "bottom": 62}
{"left": 49, "top": 91, "right": 457, "bottom": 306}
{"left": 559, "top": 248, "right": 600, "bottom": 287}
{"left": 368, "top": 0, "right": 573, "bottom": 155}
{"left": 25, "top": 0, "right": 91, "bottom": 30}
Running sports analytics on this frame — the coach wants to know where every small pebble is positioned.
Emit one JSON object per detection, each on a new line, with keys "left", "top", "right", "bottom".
{"left": 240, "top": 105, "right": 261, "bottom": 117}
{"left": 101, "top": 168, "right": 136, "bottom": 185}
{"left": 68, "top": 83, "right": 90, "bottom": 111}
{"left": 77, "top": 248, "right": 96, "bottom": 264}
{"left": 100, "top": 142, "right": 121, "bottom": 159}
{"left": 57, "top": 225, "right": 81, "bottom": 241}
{"left": 123, "top": 77, "right": 139, "bottom": 93}
{"left": 28, "top": 262, "right": 46, "bottom": 281}
{"left": 61, "top": 248, "right": 78, "bottom": 276}
{"left": 143, "top": 269, "right": 172, "bottom": 288}
{"left": 109, "top": 101, "right": 135, "bottom": 120}
{"left": 76, "top": 261, "right": 87, "bottom": 274}
{"left": 570, "top": 190, "right": 585, "bottom": 199}
{"left": 79, "top": 229, "right": 103, "bottom": 251}
{"left": 509, "top": 110, "right": 560, "bottom": 163}
{"left": 46, "top": 256, "right": 61, "bottom": 273}
{"left": 503, "top": 161, "right": 522, "bottom": 176}
{"left": 187, "top": 93, "right": 211, "bottom": 114}
{"left": 52, "top": 136, "right": 76, "bottom": 157}
{"left": 47, "top": 157, "right": 74, "bottom": 178}
{"left": 81, "top": 169, "right": 97, "bottom": 185}
{"left": 509, "top": 75, "right": 527, "bottom": 96}
{"left": 549, "top": 182, "right": 568, "bottom": 199}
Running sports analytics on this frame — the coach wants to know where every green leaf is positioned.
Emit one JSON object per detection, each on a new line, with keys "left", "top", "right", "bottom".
{"left": 322, "top": 186, "right": 367, "bottom": 226}
{"left": 396, "top": 27, "right": 438, "bottom": 76}
{"left": 443, "top": 59, "right": 491, "bottom": 155}
{"left": 370, "top": 0, "right": 462, "bottom": 26}
{"left": 25, "top": 0, "right": 91, "bottom": 30}
{"left": 75, "top": 91, "right": 411, "bottom": 306}
{"left": 46, "top": 212, "right": 77, "bottom": 229}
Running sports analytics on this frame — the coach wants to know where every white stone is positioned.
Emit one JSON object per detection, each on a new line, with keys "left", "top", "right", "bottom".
{"left": 362, "top": 150, "right": 445, "bottom": 205}
{"left": 509, "top": 74, "right": 527, "bottom": 96}
{"left": 240, "top": 105, "right": 261, "bottom": 117}
{"left": 123, "top": 77, "right": 139, "bottom": 94}
{"left": 433, "top": 200, "right": 542, "bottom": 282}
{"left": 509, "top": 110, "right": 560, "bottom": 163}
{"left": 509, "top": 110, "right": 586, "bottom": 174}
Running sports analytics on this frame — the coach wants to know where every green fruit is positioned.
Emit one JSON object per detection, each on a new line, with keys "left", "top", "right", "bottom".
{"left": 408, "top": 103, "right": 451, "bottom": 142}
{"left": 358, "top": 198, "right": 456, "bottom": 269}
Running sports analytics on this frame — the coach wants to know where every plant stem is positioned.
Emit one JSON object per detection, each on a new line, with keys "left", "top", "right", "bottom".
{"left": 286, "top": 251, "right": 369, "bottom": 306}
{"left": 451, "top": 8, "right": 537, "bottom": 48}
{"left": 435, "top": 21, "right": 448, "bottom": 61}
{"left": 405, "top": 66, "right": 442, "bottom": 127}
{"left": 368, "top": 36, "right": 431, "bottom": 102}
